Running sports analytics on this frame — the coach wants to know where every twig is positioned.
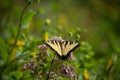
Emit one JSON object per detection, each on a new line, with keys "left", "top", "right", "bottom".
{"left": 46, "top": 53, "right": 56, "bottom": 80}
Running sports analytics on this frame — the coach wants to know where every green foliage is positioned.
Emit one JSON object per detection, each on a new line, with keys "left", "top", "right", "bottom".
{"left": 9, "top": 71, "right": 23, "bottom": 80}
{"left": 0, "top": 0, "right": 120, "bottom": 80}
{"left": 0, "top": 37, "right": 8, "bottom": 64}
{"left": 22, "top": 11, "right": 36, "bottom": 29}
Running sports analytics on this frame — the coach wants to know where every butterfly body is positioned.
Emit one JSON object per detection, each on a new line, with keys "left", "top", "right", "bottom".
{"left": 46, "top": 40, "right": 80, "bottom": 60}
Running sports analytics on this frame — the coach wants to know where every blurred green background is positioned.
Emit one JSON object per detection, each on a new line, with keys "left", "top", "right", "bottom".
{"left": 0, "top": 0, "right": 120, "bottom": 80}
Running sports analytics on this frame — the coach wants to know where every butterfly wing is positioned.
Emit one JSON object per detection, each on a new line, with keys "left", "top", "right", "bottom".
{"left": 61, "top": 41, "right": 80, "bottom": 57}
{"left": 46, "top": 41, "right": 62, "bottom": 56}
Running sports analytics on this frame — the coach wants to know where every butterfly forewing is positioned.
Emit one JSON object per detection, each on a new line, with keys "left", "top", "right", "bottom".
{"left": 61, "top": 41, "right": 79, "bottom": 56}
{"left": 46, "top": 41, "right": 62, "bottom": 56}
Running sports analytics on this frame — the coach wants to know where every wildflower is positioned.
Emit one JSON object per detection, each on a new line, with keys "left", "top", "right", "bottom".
{"left": 61, "top": 65, "right": 76, "bottom": 78}
{"left": 44, "top": 32, "right": 49, "bottom": 41}
{"left": 67, "top": 53, "right": 74, "bottom": 60}
{"left": 48, "top": 36, "right": 64, "bottom": 43}
{"left": 23, "top": 60, "right": 38, "bottom": 71}
{"left": 23, "top": 64, "right": 28, "bottom": 70}
{"left": 10, "top": 39, "right": 24, "bottom": 50}
{"left": 18, "top": 46, "right": 23, "bottom": 50}
{"left": 83, "top": 69, "right": 89, "bottom": 80}
{"left": 32, "top": 52, "right": 37, "bottom": 59}
{"left": 38, "top": 44, "right": 48, "bottom": 51}
{"left": 16, "top": 40, "right": 24, "bottom": 46}
{"left": 47, "top": 71, "right": 57, "bottom": 78}
{"left": 37, "top": 44, "right": 48, "bottom": 60}
{"left": 31, "top": 64, "right": 38, "bottom": 70}
{"left": 45, "top": 18, "right": 51, "bottom": 25}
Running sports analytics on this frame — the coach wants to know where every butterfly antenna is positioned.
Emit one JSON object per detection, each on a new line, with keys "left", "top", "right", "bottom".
{"left": 46, "top": 53, "right": 56, "bottom": 80}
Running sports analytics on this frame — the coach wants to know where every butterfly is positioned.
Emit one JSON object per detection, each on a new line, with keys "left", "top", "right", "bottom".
{"left": 46, "top": 40, "right": 80, "bottom": 60}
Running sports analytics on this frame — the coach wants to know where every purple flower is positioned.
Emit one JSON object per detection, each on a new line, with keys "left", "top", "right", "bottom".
{"left": 61, "top": 65, "right": 76, "bottom": 79}
{"left": 38, "top": 44, "right": 48, "bottom": 51}
{"left": 48, "top": 36, "right": 64, "bottom": 43}
{"left": 23, "top": 60, "right": 38, "bottom": 71}
{"left": 67, "top": 54, "right": 74, "bottom": 60}
{"left": 23, "top": 64, "right": 28, "bottom": 70}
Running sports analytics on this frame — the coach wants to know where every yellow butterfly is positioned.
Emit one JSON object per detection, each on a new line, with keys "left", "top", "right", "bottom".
{"left": 46, "top": 40, "right": 79, "bottom": 60}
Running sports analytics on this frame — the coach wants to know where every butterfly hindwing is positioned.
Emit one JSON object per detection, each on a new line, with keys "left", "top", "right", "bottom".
{"left": 61, "top": 41, "right": 79, "bottom": 56}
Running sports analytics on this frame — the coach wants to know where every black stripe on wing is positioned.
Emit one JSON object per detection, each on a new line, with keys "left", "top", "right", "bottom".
{"left": 60, "top": 41, "right": 80, "bottom": 60}
{"left": 46, "top": 40, "right": 80, "bottom": 60}
{"left": 46, "top": 41, "right": 62, "bottom": 56}
{"left": 67, "top": 41, "right": 80, "bottom": 54}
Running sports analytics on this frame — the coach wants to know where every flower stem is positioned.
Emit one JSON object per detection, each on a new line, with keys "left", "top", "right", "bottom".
{"left": 46, "top": 53, "right": 56, "bottom": 80}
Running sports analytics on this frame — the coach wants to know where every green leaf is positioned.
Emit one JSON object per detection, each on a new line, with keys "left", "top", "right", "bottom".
{"left": 9, "top": 71, "right": 23, "bottom": 80}
{"left": 21, "top": 11, "right": 36, "bottom": 29}
{"left": 0, "top": 37, "right": 8, "bottom": 64}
